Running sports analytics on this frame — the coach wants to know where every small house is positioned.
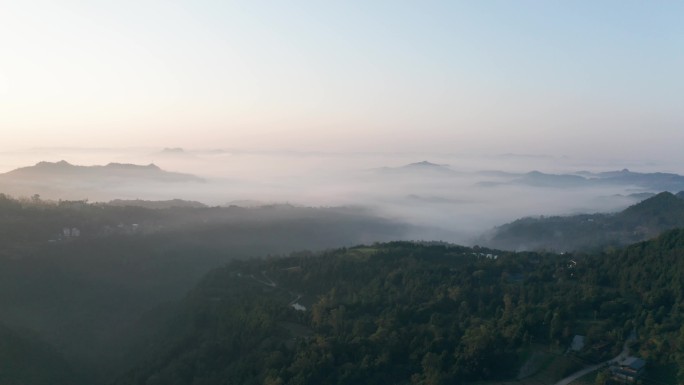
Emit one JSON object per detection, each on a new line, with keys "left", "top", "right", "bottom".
{"left": 611, "top": 356, "right": 646, "bottom": 383}
{"left": 570, "top": 335, "right": 585, "bottom": 352}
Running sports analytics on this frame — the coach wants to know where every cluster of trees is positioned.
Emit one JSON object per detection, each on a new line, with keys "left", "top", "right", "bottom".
{"left": 116, "top": 231, "right": 684, "bottom": 384}
{"left": 586, "top": 229, "right": 684, "bottom": 378}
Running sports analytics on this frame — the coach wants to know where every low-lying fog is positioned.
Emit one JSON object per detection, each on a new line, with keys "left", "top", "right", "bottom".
{"left": 1, "top": 147, "right": 678, "bottom": 245}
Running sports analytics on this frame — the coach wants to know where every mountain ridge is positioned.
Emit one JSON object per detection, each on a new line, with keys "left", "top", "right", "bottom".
{"left": 4, "top": 160, "right": 199, "bottom": 181}
{"left": 477, "top": 168, "right": 684, "bottom": 191}
{"left": 484, "top": 191, "right": 684, "bottom": 252}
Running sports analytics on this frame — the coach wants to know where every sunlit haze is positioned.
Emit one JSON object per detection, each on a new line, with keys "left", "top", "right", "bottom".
{"left": 1, "top": 1, "right": 682, "bottom": 161}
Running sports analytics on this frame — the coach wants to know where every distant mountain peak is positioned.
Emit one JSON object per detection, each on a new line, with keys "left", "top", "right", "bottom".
{"left": 161, "top": 147, "right": 185, "bottom": 153}
{"left": 2, "top": 161, "right": 203, "bottom": 184}
{"left": 406, "top": 161, "right": 444, "bottom": 167}
{"left": 35, "top": 160, "right": 73, "bottom": 168}
{"left": 104, "top": 162, "right": 160, "bottom": 170}
{"left": 625, "top": 191, "right": 680, "bottom": 211}
{"left": 375, "top": 160, "right": 457, "bottom": 176}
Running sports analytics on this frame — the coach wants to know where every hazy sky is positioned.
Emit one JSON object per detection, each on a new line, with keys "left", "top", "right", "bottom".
{"left": 1, "top": 1, "right": 682, "bottom": 159}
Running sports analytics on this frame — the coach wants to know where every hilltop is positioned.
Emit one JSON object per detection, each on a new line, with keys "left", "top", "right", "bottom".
{"left": 484, "top": 191, "right": 684, "bottom": 252}
{"left": 376, "top": 161, "right": 458, "bottom": 176}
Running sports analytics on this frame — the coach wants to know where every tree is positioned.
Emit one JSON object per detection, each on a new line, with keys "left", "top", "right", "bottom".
{"left": 594, "top": 369, "right": 609, "bottom": 385}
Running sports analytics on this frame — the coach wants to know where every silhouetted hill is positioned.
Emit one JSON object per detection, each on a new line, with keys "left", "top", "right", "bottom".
{"left": 3, "top": 161, "right": 202, "bottom": 182}
{"left": 402, "top": 161, "right": 448, "bottom": 169}
{"left": 619, "top": 191, "right": 684, "bottom": 226}
{"left": 376, "top": 161, "right": 458, "bottom": 176}
{"left": 484, "top": 191, "right": 684, "bottom": 252}
{"left": 107, "top": 199, "right": 208, "bottom": 209}
{"left": 0, "top": 161, "right": 204, "bottom": 201}
{"left": 595, "top": 169, "right": 684, "bottom": 191}
{"left": 160, "top": 147, "right": 185, "bottom": 154}
{"left": 478, "top": 168, "right": 684, "bottom": 191}
{"left": 517, "top": 171, "right": 588, "bottom": 188}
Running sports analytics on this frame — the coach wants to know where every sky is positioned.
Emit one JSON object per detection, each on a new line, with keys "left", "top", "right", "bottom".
{"left": 1, "top": 1, "right": 683, "bottom": 161}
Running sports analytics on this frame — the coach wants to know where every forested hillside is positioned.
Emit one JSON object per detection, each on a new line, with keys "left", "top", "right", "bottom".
{"left": 4, "top": 192, "right": 684, "bottom": 384}
{"left": 485, "top": 192, "right": 684, "bottom": 252}
{"left": 0, "top": 323, "right": 79, "bottom": 385}
{"left": 0, "top": 193, "right": 410, "bottom": 383}
{"left": 116, "top": 230, "right": 684, "bottom": 385}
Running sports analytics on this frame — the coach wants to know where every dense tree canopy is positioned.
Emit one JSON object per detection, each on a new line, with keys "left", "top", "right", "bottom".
{"left": 486, "top": 192, "right": 684, "bottom": 252}
{"left": 3, "top": 193, "right": 684, "bottom": 384}
{"left": 116, "top": 231, "right": 684, "bottom": 384}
